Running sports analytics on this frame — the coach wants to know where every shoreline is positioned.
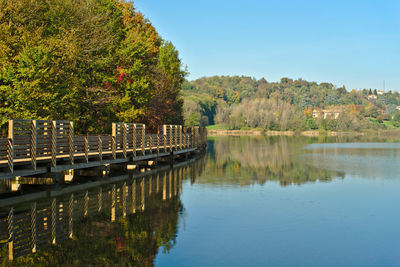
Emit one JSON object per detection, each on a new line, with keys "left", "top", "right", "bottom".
{"left": 207, "top": 129, "right": 400, "bottom": 137}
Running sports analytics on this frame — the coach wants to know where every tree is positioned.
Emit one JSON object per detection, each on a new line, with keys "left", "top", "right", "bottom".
{"left": 0, "top": 0, "right": 187, "bottom": 134}
{"left": 386, "top": 104, "right": 397, "bottom": 115}
{"left": 215, "top": 102, "right": 231, "bottom": 125}
{"left": 183, "top": 99, "right": 201, "bottom": 126}
{"left": 306, "top": 118, "right": 318, "bottom": 129}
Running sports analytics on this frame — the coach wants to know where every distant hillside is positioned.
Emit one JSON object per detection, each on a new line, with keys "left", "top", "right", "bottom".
{"left": 182, "top": 76, "right": 400, "bottom": 131}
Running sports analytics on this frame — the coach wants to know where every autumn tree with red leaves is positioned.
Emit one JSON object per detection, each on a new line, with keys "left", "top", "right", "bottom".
{"left": 0, "top": 0, "right": 187, "bottom": 134}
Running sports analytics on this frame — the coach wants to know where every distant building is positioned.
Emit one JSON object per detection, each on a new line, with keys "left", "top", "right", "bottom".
{"left": 312, "top": 107, "right": 345, "bottom": 119}
{"left": 396, "top": 106, "right": 400, "bottom": 111}
{"left": 312, "top": 108, "right": 323, "bottom": 118}
{"left": 377, "top": 90, "right": 384, "bottom": 95}
{"left": 368, "top": 94, "right": 377, "bottom": 100}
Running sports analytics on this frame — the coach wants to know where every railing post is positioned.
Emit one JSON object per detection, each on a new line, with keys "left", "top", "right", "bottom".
{"left": 51, "top": 121, "right": 57, "bottom": 167}
{"left": 8, "top": 207, "right": 14, "bottom": 261}
{"left": 179, "top": 126, "right": 182, "bottom": 150}
{"left": 149, "top": 135, "right": 152, "bottom": 154}
{"left": 142, "top": 125, "right": 145, "bottom": 155}
{"left": 84, "top": 136, "right": 89, "bottom": 163}
{"left": 163, "top": 135, "right": 167, "bottom": 153}
{"left": 122, "top": 124, "right": 127, "bottom": 158}
{"left": 181, "top": 126, "right": 183, "bottom": 150}
{"left": 69, "top": 194, "right": 74, "bottom": 238}
{"left": 169, "top": 126, "right": 173, "bottom": 152}
{"left": 191, "top": 127, "right": 195, "bottom": 148}
{"left": 51, "top": 198, "right": 57, "bottom": 244}
{"left": 31, "top": 120, "right": 37, "bottom": 170}
{"left": 69, "top": 121, "right": 74, "bottom": 165}
{"left": 157, "top": 134, "right": 160, "bottom": 154}
{"left": 31, "top": 202, "right": 37, "bottom": 253}
{"left": 98, "top": 135, "right": 102, "bottom": 161}
{"left": 175, "top": 125, "right": 178, "bottom": 150}
{"left": 132, "top": 124, "right": 137, "bottom": 157}
{"left": 8, "top": 120, "right": 14, "bottom": 172}
{"left": 112, "top": 123, "right": 116, "bottom": 159}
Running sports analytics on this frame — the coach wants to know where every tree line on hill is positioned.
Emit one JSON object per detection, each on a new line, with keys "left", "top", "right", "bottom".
{"left": 182, "top": 76, "right": 400, "bottom": 131}
{"left": 0, "top": 0, "right": 186, "bottom": 134}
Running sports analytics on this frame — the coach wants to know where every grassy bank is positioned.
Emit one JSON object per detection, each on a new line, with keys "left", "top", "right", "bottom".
{"left": 206, "top": 125, "right": 400, "bottom": 138}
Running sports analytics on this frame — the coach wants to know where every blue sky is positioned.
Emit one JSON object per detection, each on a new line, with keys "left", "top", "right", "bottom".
{"left": 134, "top": 0, "right": 400, "bottom": 91}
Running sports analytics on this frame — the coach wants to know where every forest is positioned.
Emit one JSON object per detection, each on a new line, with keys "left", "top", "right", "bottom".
{"left": 0, "top": 0, "right": 186, "bottom": 134}
{"left": 182, "top": 76, "right": 400, "bottom": 131}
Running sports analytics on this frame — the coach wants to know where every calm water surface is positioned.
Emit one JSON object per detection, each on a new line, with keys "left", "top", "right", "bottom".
{"left": 3, "top": 136, "right": 400, "bottom": 266}
{"left": 156, "top": 136, "right": 400, "bottom": 267}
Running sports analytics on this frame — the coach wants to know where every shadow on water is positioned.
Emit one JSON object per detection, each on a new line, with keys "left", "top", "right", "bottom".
{"left": 0, "top": 156, "right": 206, "bottom": 266}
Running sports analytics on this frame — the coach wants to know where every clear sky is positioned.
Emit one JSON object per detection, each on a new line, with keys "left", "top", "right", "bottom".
{"left": 134, "top": 0, "right": 400, "bottom": 91}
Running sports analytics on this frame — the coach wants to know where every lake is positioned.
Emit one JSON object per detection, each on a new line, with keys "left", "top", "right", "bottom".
{"left": 2, "top": 136, "right": 400, "bottom": 266}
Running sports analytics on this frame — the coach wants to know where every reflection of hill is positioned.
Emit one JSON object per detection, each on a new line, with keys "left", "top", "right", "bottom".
{"left": 199, "top": 136, "right": 344, "bottom": 186}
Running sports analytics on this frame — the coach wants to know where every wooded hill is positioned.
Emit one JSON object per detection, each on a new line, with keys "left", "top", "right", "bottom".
{"left": 182, "top": 76, "right": 400, "bottom": 131}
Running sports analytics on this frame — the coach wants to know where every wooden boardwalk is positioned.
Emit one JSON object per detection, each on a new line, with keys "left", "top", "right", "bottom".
{"left": 0, "top": 119, "right": 207, "bottom": 179}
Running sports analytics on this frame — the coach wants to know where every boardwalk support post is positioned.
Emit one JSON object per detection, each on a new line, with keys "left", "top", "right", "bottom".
{"left": 8, "top": 120, "right": 14, "bottom": 173}
{"left": 51, "top": 121, "right": 57, "bottom": 167}
{"left": 69, "top": 121, "right": 74, "bottom": 165}
{"left": 31, "top": 121, "right": 37, "bottom": 170}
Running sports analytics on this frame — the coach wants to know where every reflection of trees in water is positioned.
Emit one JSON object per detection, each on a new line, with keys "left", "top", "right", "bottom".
{"left": 3, "top": 195, "right": 182, "bottom": 266}
{"left": 1, "top": 193, "right": 183, "bottom": 266}
{"left": 202, "top": 136, "right": 344, "bottom": 186}
{"left": 0, "top": 159, "right": 207, "bottom": 266}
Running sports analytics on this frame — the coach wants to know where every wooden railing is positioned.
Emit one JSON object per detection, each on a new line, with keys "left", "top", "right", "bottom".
{"left": 0, "top": 120, "right": 207, "bottom": 175}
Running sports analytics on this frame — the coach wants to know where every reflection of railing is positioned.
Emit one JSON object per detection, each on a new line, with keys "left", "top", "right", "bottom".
{"left": 0, "top": 157, "right": 206, "bottom": 261}
{"left": 0, "top": 120, "right": 207, "bottom": 179}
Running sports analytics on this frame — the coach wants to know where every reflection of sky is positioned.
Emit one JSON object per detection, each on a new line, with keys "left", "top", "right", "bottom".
{"left": 301, "top": 143, "right": 400, "bottom": 180}
{"left": 156, "top": 141, "right": 400, "bottom": 266}
{"left": 157, "top": 177, "right": 400, "bottom": 266}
